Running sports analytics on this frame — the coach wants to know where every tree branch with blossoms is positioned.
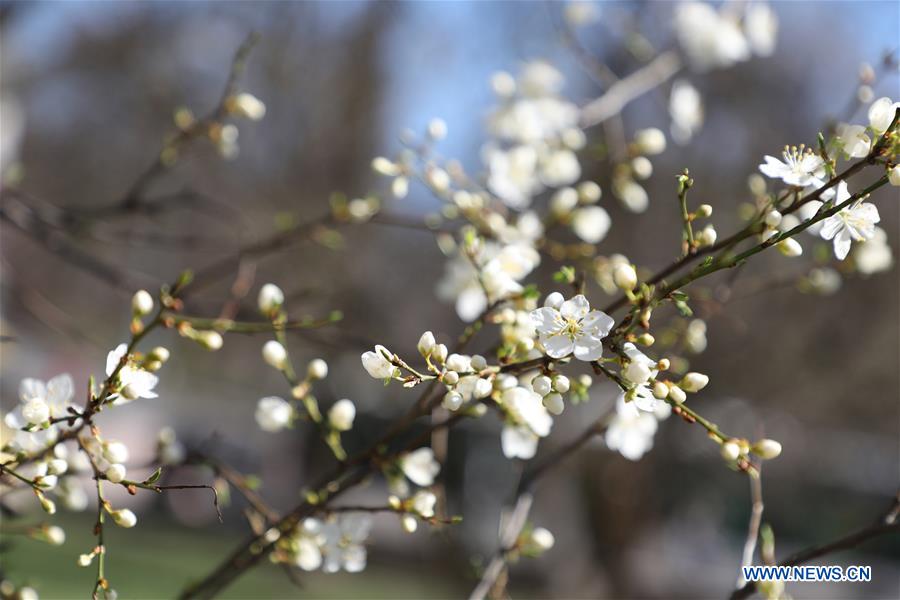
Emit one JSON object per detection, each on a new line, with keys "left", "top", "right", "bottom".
{"left": 4, "top": 4, "right": 900, "bottom": 599}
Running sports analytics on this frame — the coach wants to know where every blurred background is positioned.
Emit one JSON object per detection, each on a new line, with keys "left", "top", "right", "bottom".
{"left": 1, "top": 1, "right": 898, "bottom": 598}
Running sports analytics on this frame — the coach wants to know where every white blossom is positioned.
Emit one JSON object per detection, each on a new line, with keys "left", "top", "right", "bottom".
{"left": 744, "top": 2, "right": 778, "bottom": 57}
{"left": 106, "top": 344, "right": 158, "bottom": 401}
{"left": 758, "top": 147, "right": 825, "bottom": 187}
{"left": 531, "top": 294, "right": 615, "bottom": 361}
{"left": 868, "top": 96, "right": 899, "bottom": 134}
{"left": 400, "top": 447, "right": 440, "bottom": 487}
{"left": 328, "top": 399, "right": 356, "bottom": 432}
{"left": 836, "top": 124, "right": 871, "bottom": 158}
{"left": 500, "top": 386, "right": 553, "bottom": 459}
{"left": 410, "top": 490, "right": 437, "bottom": 518}
{"left": 571, "top": 206, "right": 611, "bottom": 244}
{"left": 605, "top": 397, "right": 659, "bottom": 461}
{"left": 361, "top": 345, "right": 394, "bottom": 379}
{"left": 819, "top": 195, "right": 880, "bottom": 260}
{"left": 675, "top": 2, "right": 749, "bottom": 71}
{"left": 669, "top": 80, "right": 704, "bottom": 144}
{"left": 255, "top": 396, "right": 292, "bottom": 432}
{"left": 853, "top": 227, "right": 893, "bottom": 275}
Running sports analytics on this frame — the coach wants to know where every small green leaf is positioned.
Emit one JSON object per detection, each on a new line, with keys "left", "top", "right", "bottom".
{"left": 143, "top": 467, "right": 163, "bottom": 484}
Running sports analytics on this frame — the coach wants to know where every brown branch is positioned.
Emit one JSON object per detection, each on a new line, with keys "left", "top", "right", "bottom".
{"left": 730, "top": 493, "right": 900, "bottom": 600}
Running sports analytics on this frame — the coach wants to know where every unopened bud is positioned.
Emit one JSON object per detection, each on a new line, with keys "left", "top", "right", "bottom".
{"left": 680, "top": 372, "right": 709, "bottom": 392}
{"left": 613, "top": 263, "right": 638, "bottom": 291}
{"left": 417, "top": 331, "right": 436, "bottom": 356}
{"left": 777, "top": 238, "right": 803, "bottom": 257}
{"left": 721, "top": 441, "right": 741, "bottom": 461}
{"left": 752, "top": 439, "right": 782, "bottom": 459}
{"left": 667, "top": 384, "right": 686, "bottom": 404}
{"left": 131, "top": 290, "right": 154, "bottom": 317}
{"left": 262, "top": 341, "right": 288, "bottom": 370}
{"left": 307, "top": 359, "right": 328, "bottom": 380}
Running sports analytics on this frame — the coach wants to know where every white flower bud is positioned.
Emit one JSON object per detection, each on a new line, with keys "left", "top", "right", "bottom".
{"left": 149, "top": 346, "right": 170, "bottom": 363}
{"left": 22, "top": 398, "right": 50, "bottom": 425}
{"left": 417, "top": 331, "right": 436, "bottom": 356}
{"left": 550, "top": 187, "right": 578, "bottom": 215}
{"left": 372, "top": 156, "right": 400, "bottom": 176}
{"left": 470, "top": 355, "right": 487, "bottom": 371}
{"left": 652, "top": 381, "right": 669, "bottom": 399}
{"left": 443, "top": 370, "right": 459, "bottom": 385}
{"left": 680, "top": 372, "right": 709, "bottom": 393}
{"left": 401, "top": 514, "right": 418, "bottom": 533}
{"left": 262, "top": 340, "right": 288, "bottom": 371}
{"left": 361, "top": 345, "right": 394, "bottom": 379}
{"left": 637, "top": 333, "right": 655, "bottom": 346}
{"left": 106, "top": 464, "right": 126, "bottom": 483}
{"left": 623, "top": 361, "right": 652, "bottom": 386}
{"left": 78, "top": 553, "right": 94, "bottom": 567}
{"left": 531, "top": 375, "right": 552, "bottom": 396}
{"left": 696, "top": 204, "right": 713, "bottom": 218}
{"left": 442, "top": 391, "right": 464, "bottom": 411}
{"left": 132, "top": 290, "right": 154, "bottom": 317}
{"left": 613, "top": 263, "right": 638, "bottom": 291}
{"left": 577, "top": 181, "right": 602, "bottom": 203}
{"left": 411, "top": 490, "right": 437, "bottom": 518}
{"left": 889, "top": 165, "right": 900, "bottom": 187}
{"left": 777, "top": 238, "right": 803, "bottom": 257}
{"left": 48, "top": 459, "right": 68, "bottom": 475}
{"left": 634, "top": 128, "right": 666, "bottom": 155}
{"left": 328, "top": 399, "right": 356, "bottom": 432}
{"left": 446, "top": 353, "right": 470, "bottom": 372}
{"left": 40, "top": 495, "right": 56, "bottom": 514}
{"left": 474, "top": 378, "right": 494, "bottom": 399}
{"left": 230, "top": 92, "right": 266, "bottom": 120}
{"left": 392, "top": 176, "right": 409, "bottom": 198}
{"left": 200, "top": 331, "right": 223, "bottom": 351}
{"left": 552, "top": 375, "right": 570, "bottom": 394}
{"left": 45, "top": 525, "right": 65, "bottom": 546}
{"left": 490, "top": 71, "right": 516, "bottom": 97}
{"left": 544, "top": 292, "right": 565, "bottom": 309}
{"left": 752, "top": 439, "right": 782, "bottom": 459}
{"left": 721, "top": 441, "right": 741, "bottom": 462}
{"left": 426, "top": 167, "right": 451, "bottom": 192}
{"left": 432, "top": 344, "right": 448, "bottom": 364}
{"left": 656, "top": 358, "right": 671, "bottom": 371}
{"left": 530, "top": 527, "right": 555, "bottom": 551}
{"left": 112, "top": 508, "right": 137, "bottom": 528}
{"left": 307, "top": 358, "right": 328, "bottom": 380}
{"left": 427, "top": 118, "right": 447, "bottom": 140}
{"left": 764, "top": 210, "right": 783, "bottom": 227}
{"left": 542, "top": 392, "right": 564, "bottom": 415}
{"left": 667, "top": 385, "right": 686, "bottom": 404}
{"left": 104, "top": 442, "right": 129, "bottom": 465}
{"left": 255, "top": 396, "right": 292, "bottom": 432}
{"left": 631, "top": 156, "right": 653, "bottom": 180}
{"left": 697, "top": 224, "right": 717, "bottom": 247}
{"left": 258, "top": 283, "right": 285, "bottom": 314}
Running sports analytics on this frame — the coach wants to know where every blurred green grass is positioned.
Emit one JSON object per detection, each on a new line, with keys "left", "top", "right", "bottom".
{"left": 2, "top": 512, "right": 465, "bottom": 599}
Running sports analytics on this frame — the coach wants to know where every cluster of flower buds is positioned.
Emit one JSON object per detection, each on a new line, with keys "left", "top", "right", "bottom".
{"left": 82, "top": 435, "right": 130, "bottom": 484}
{"left": 720, "top": 437, "right": 783, "bottom": 465}
{"left": 389, "top": 489, "right": 438, "bottom": 533}
{"left": 274, "top": 513, "right": 372, "bottom": 573}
